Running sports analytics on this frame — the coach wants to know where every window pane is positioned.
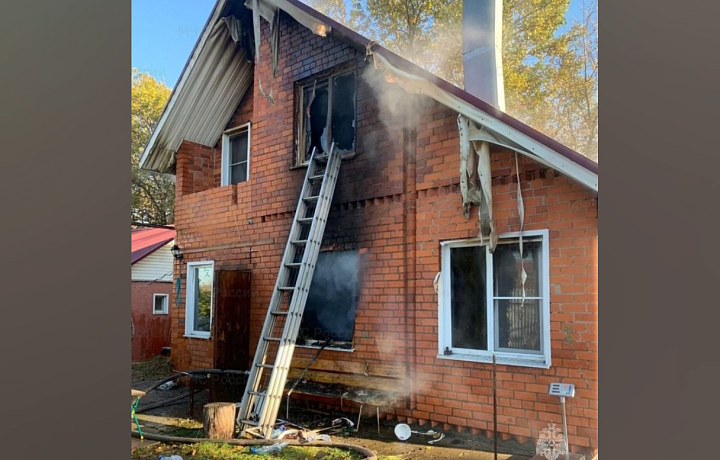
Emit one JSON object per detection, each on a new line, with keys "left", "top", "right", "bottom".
{"left": 230, "top": 132, "right": 248, "bottom": 164}
{"left": 450, "top": 246, "right": 487, "bottom": 350}
{"left": 331, "top": 72, "right": 356, "bottom": 152}
{"left": 154, "top": 295, "right": 166, "bottom": 312}
{"left": 493, "top": 240, "right": 542, "bottom": 297}
{"left": 495, "top": 299, "right": 541, "bottom": 352}
{"left": 303, "top": 81, "right": 329, "bottom": 161}
{"left": 193, "top": 266, "right": 213, "bottom": 332}
{"left": 299, "top": 251, "right": 359, "bottom": 346}
{"left": 231, "top": 163, "right": 247, "bottom": 184}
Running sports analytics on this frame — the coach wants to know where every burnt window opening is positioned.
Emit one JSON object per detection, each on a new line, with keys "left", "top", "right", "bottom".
{"left": 297, "top": 70, "right": 356, "bottom": 165}
{"left": 298, "top": 250, "right": 360, "bottom": 349}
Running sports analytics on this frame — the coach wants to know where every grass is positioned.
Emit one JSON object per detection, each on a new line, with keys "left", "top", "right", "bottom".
{"left": 131, "top": 442, "right": 365, "bottom": 460}
{"left": 131, "top": 355, "right": 173, "bottom": 381}
{"left": 166, "top": 426, "right": 204, "bottom": 438}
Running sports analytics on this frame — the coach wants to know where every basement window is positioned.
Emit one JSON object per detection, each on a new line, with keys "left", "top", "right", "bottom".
{"left": 438, "top": 230, "right": 551, "bottom": 368}
{"left": 221, "top": 123, "right": 251, "bottom": 185}
{"left": 185, "top": 261, "right": 214, "bottom": 339}
{"left": 296, "top": 70, "right": 356, "bottom": 165}
{"left": 298, "top": 250, "right": 360, "bottom": 350}
{"left": 153, "top": 293, "right": 169, "bottom": 315}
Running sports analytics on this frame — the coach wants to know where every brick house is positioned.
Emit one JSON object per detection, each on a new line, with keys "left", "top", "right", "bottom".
{"left": 140, "top": 0, "right": 598, "bottom": 454}
{"left": 131, "top": 226, "right": 175, "bottom": 362}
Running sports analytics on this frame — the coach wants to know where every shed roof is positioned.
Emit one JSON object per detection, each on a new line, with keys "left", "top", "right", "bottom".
{"left": 131, "top": 227, "right": 176, "bottom": 265}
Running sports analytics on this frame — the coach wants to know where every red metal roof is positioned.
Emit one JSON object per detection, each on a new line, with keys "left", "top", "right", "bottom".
{"left": 131, "top": 227, "right": 176, "bottom": 265}
{"left": 284, "top": 0, "right": 598, "bottom": 175}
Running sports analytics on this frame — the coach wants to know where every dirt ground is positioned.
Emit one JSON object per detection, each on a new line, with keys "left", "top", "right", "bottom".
{"left": 131, "top": 359, "right": 534, "bottom": 460}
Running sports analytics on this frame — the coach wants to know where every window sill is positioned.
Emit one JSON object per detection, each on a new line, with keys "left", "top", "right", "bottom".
{"left": 437, "top": 352, "right": 550, "bottom": 369}
{"left": 296, "top": 344, "right": 354, "bottom": 353}
{"left": 184, "top": 333, "right": 211, "bottom": 340}
{"left": 152, "top": 311, "right": 169, "bottom": 315}
{"left": 291, "top": 151, "right": 357, "bottom": 170}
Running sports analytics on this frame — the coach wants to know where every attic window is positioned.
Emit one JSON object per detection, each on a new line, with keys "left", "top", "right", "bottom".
{"left": 296, "top": 70, "right": 356, "bottom": 165}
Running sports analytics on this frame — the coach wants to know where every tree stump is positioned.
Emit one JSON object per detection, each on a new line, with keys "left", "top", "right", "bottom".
{"left": 203, "top": 402, "right": 236, "bottom": 439}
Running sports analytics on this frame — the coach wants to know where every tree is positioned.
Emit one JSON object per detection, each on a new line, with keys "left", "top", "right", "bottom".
{"left": 503, "top": 0, "right": 598, "bottom": 160}
{"left": 303, "top": 0, "right": 598, "bottom": 161}
{"left": 131, "top": 69, "right": 174, "bottom": 224}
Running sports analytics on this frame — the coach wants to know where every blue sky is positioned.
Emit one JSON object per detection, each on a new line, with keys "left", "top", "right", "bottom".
{"left": 132, "top": 0, "right": 588, "bottom": 89}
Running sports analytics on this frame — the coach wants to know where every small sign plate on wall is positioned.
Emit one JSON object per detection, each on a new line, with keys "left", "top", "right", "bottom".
{"left": 548, "top": 383, "right": 575, "bottom": 398}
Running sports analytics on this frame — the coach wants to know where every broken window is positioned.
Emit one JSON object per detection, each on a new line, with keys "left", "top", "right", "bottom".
{"left": 439, "top": 231, "right": 551, "bottom": 368}
{"left": 298, "top": 250, "right": 360, "bottom": 349}
{"left": 221, "top": 124, "right": 251, "bottom": 185}
{"left": 296, "top": 70, "right": 356, "bottom": 164}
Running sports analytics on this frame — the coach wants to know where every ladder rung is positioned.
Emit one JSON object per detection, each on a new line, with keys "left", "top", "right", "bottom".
{"left": 270, "top": 311, "right": 289, "bottom": 316}
{"left": 292, "top": 240, "right": 308, "bottom": 246}
{"left": 256, "top": 363, "right": 274, "bottom": 369}
{"left": 241, "top": 419, "right": 259, "bottom": 426}
{"left": 249, "top": 391, "right": 266, "bottom": 397}
{"left": 285, "top": 262, "right": 302, "bottom": 268}
{"left": 277, "top": 286, "right": 295, "bottom": 291}
{"left": 304, "top": 196, "right": 319, "bottom": 203}
{"left": 297, "top": 217, "right": 313, "bottom": 224}
{"left": 264, "top": 337, "right": 282, "bottom": 342}
{"left": 308, "top": 174, "right": 324, "bottom": 181}
{"left": 314, "top": 155, "right": 329, "bottom": 163}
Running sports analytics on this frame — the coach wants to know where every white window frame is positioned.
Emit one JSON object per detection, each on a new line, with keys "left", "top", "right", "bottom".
{"left": 438, "top": 229, "right": 551, "bottom": 369}
{"left": 221, "top": 123, "right": 251, "bottom": 186}
{"left": 184, "top": 260, "right": 215, "bottom": 339}
{"left": 152, "top": 293, "right": 169, "bottom": 315}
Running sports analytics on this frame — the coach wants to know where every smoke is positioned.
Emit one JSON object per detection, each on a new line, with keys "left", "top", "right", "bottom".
{"left": 359, "top": 63, "right": 422, "bottom": 158}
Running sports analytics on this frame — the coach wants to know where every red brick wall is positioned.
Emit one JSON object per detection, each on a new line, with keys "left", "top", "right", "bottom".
{"left": 131, "top": 281, "right": 172, "bottom": 362}
{"left": 171, "top": 12, "right": 598, "bottom": 454}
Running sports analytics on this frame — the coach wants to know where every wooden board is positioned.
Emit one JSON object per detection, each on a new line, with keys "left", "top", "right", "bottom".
{"left": 289, "top": 358, "right": 406, "bottom": 379}
{"left": 287, "top": 368, "right": 405, "bottom": 391}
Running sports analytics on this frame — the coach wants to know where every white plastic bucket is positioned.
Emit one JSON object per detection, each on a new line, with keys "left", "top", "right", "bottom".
{"left": 394, "top": 423, "right": 412, "bottom": 441}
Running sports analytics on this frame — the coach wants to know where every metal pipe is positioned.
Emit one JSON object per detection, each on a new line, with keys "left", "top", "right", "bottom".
{"left": 561, "top": 396, "right": 570, "bottom": 460}
{"left": 462, "top": 0, "right": 505, "bottom": 110}
{"left": 493, "top": 354, "right": 497, "bottom": 460}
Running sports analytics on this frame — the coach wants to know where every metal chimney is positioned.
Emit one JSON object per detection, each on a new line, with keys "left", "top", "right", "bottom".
{"left": 462, "top": 0, "right": 506, "bottom": 111}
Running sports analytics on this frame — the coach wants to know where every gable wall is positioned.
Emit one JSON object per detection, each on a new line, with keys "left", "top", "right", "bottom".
{"left": 131, "top": 242, "right": 174, "bottom": 282}
{"left": 171, "top": 10, "right": 598, "bottom": 454}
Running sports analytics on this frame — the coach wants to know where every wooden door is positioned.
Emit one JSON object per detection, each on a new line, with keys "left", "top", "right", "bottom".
{"left": 213, "top": 270, "right": 251, "bottom": 402}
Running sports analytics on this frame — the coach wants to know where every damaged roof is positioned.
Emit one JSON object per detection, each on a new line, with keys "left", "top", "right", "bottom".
{"left": 140, "top": 0, "right": 598, "bottom": 191}
{"left": 131, "top": 226, "right": 176, "bottom": 265}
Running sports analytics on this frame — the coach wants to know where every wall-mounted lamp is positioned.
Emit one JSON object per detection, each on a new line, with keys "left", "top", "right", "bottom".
{"left": 170, "top": 244, "right": 183, "bottom": 262}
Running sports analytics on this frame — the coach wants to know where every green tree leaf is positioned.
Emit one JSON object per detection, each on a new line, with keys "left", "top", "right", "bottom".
{"left": 131, "top": 69, "right": 175, "bottom": 224}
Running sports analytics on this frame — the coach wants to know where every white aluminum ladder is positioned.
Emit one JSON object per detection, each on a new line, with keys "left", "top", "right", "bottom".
{"left": 237, "top": 144, "right": 342, "bottom": 439}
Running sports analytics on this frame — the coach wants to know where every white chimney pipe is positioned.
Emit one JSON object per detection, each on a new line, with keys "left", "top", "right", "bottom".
{"left": 462, "top": 0, "right": 506, "bottom": 111}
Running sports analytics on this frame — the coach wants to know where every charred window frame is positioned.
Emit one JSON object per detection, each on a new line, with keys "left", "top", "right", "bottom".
{"left": 297, "top": 250, "right": 361, "bottom": 350}
{"left": 295, "top": 68, "right": 357, "bottom": 166}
